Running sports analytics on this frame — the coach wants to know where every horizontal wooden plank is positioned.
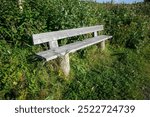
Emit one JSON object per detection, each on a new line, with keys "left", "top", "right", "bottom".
{"left": 36, "top": 35, "right": 112, "bottom": 61}
{"left": 33, "top": 25, "right": 103, "bottom": 45}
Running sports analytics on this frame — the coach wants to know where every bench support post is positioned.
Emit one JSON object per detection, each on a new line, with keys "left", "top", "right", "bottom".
{"left": 94, "top": 31, "right": 98, "bottom": 37}
{"left": 49, "top": 40, "right": 70, "bottom": 76}
{"left": 101, "top": 41, "right": 105, "bottom": 51}
{"left": 94, "top": 31, "right": 105, "bottom": 51}
{"left": 49, "top": 41, "right": 58, "bottom": 49}
{"left": 60, "top": 54, "right": 70, "bottom": 76}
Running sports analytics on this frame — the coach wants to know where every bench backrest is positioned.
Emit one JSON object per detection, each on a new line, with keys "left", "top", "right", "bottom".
{"left": 32, "top": 25, "right": 103, "bottom": 45}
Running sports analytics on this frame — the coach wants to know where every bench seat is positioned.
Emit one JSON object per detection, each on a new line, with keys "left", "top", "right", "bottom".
{"left": 36, "top": 35, "right": 112, "bottom": 61}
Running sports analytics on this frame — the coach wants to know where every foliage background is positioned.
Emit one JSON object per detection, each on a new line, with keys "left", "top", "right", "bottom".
{"left": 0, "top": 0, "right": 150, "bottom": 99}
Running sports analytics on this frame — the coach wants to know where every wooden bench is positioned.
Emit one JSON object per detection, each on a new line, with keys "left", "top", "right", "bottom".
{"left": 32, "top": 25, "right": 112, "bottom": 76}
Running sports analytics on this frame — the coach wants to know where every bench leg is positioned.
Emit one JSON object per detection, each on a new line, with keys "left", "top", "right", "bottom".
{"left": 60, "top": 53, "right": 70, "bottom": 76}
{"left": 101, "top": 41, "right": 105, "bottom": 51}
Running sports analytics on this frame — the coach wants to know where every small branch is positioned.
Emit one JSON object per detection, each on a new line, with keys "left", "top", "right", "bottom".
{"left": 18, "top": 0, "right": 24, "bottom": 12}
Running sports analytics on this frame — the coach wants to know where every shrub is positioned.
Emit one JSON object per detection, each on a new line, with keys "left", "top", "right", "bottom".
{"left": 103, "top": 4, "right": 149, "bottom": 49}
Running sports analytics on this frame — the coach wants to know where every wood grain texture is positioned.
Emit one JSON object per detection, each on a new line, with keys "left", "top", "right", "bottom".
{"left": 33, "top": 25, "right": 103, "bottom": 45}
{"left": 36, "top": 35, "right": 112, "bottom": 61}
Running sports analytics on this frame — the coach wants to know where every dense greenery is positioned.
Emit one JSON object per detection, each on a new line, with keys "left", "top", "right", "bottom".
{"left": 0, "top": 0, "right": 150, "bottom": 99}
{"left": 144, "top": 0, "right": 150, "bottom": 2}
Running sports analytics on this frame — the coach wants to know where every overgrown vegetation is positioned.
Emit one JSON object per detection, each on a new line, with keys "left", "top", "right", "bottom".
{"left": 0, "top": 0, "right": 150, "bottom": 100}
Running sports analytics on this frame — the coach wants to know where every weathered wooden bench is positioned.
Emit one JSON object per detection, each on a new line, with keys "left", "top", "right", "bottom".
{"left": 32, "top": 25, "right": 112, "bottom": 76}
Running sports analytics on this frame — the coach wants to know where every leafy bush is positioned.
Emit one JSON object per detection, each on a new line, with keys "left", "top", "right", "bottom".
{"left": 103, "top": 4, "right": 149, "bottom": 49}
{"left": 0, "top": 0, "right": 100, "bottom": 99}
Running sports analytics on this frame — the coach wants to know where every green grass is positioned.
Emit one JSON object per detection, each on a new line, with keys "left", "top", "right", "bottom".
{"left": 51, "top": 45, "right": 150, "bottom": 100}
{"left": 0, "top": 0, "right": 150, "bottom": 100}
